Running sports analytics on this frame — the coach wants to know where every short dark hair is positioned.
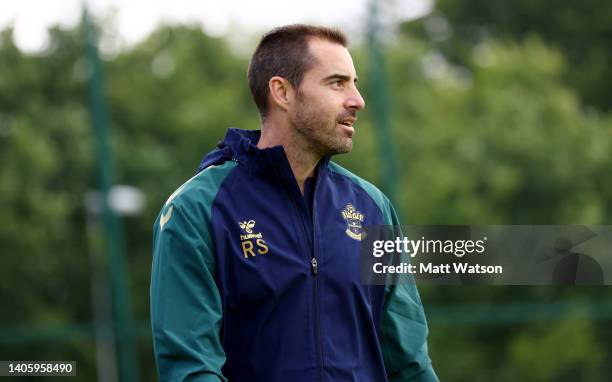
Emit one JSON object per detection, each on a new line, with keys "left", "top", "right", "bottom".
{"left": 247, "top": 24, "right": 348, "bottom": 119}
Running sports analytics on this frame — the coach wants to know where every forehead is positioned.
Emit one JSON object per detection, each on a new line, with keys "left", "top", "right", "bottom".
{"left": 305, "top": 38, "right": 357, "bottom": 79}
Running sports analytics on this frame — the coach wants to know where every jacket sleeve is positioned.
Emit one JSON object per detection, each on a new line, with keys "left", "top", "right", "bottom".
{"left": 150, "top": 201, "right": 227, "bottom": 382}
{"left": 380, "top": 202, "right": 439, "bottom": 382}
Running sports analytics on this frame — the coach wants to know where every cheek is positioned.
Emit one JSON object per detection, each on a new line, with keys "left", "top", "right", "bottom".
{"left": 298, "top": 89, "right": 342, "bottom": 122}
{"left": 316, "top": 95, "right": 342, "bottom": 120}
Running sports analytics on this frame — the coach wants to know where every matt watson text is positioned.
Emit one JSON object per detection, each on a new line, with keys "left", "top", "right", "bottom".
{"left": 373, "top": 262, "right": 503, "bottom": 275}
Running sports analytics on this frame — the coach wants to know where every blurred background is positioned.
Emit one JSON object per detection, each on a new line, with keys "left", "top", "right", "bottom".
{"left": 1, "top": 0, "right": 612, "bottom": 381}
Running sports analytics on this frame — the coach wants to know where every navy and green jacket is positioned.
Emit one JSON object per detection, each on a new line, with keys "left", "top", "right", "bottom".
{"left": 151, "top": 128, "right": 437, "bottom": 382}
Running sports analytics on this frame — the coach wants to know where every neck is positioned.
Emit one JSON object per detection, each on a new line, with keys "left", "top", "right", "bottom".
{"left": 257, "top": 121, "right": 320, "bottom": 194}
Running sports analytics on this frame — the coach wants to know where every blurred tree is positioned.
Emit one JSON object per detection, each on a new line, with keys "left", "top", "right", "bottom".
{"left": 383, "top": 35, "right": 610, "bottom": 225}
{"left": 406, "top": 0, "right": 612, "bottom": 111}
{"left": 0, "top": 26, "right": 97, "bottom": 377}
{"left": 506, "top": 318, "right": 604, "bottom": 381}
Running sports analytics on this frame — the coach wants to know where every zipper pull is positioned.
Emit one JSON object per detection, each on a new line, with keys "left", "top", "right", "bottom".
{"left": 311, "top": 258, "right": 318, "bottom": 275}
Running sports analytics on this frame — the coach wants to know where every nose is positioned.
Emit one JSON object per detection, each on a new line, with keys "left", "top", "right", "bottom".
{"left": 345, "top": 86, "right": 365, "bottom": 111}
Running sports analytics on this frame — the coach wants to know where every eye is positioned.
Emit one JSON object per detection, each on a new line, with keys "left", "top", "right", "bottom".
{"left": 331, "top": 80, "right": 345, "bottom": 89}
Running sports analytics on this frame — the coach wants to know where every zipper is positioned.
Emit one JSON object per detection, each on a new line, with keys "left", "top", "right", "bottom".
{"left": 311, "top": 258, "right": 318, "bottom": 274}
{"left": 274, "top": 161, "right": 325, "bottom": 382}
{"left": 311, "top": 179, "right": 325, "bottom": 382}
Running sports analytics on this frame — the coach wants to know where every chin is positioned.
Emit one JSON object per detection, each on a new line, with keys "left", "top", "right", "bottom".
{"left": 329, "top": 139, "right": 353, "bottom": 155}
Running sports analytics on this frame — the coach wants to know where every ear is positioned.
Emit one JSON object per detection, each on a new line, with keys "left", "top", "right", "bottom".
{"left": 268, "top": 76, "right": 295, "bottom": 113}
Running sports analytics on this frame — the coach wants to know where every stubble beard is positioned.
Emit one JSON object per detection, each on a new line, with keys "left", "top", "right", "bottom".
{"left": 291, "top": 94, "right": 353, "bottom": 157}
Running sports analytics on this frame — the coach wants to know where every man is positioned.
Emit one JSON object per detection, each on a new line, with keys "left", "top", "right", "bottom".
{"left": 151, "top": 24, "right": 438, "bottom": 382}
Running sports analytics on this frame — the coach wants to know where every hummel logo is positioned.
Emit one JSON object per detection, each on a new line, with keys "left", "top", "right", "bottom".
{"left": 238, "top": 219, "right": 269, "bottom": 258}
{"left": 160, "top": 206, "right": 173, "bottom": 230}
{"left": 239, "top": 220, "right": 256, "bottom": 233}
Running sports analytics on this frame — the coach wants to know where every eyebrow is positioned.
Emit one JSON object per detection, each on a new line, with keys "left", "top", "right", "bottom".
{"left": 322, "top": 74, "right": 359, "bottom": 83}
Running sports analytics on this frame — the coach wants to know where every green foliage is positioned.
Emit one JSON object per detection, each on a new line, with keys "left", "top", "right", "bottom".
{"left": 383, "top": 36, "right": 611, "bottom": 225}
{"left": 506, "top": 318, "right": 603, "bottom": 381}
{"left": 414, "top": 0, "right": 612, "bottom": 111}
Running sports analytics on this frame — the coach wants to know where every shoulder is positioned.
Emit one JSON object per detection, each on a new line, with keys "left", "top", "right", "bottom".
{"left": 163, "top": 160, "right": 239, "bottom": 212}
{"left": 327, "top": 161, "right": 392, "bottom": 214}
{"left": 153, "top": 160, "right": 239, "bottom": 235}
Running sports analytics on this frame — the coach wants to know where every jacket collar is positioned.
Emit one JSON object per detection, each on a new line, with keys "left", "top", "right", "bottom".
{"left": 218, "top": 128, "right": 331, "bottom": 181}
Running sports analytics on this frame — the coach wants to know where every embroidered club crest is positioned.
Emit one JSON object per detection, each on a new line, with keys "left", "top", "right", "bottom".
{"left": 341, "top": 204, "right": 365, "bottom": 241}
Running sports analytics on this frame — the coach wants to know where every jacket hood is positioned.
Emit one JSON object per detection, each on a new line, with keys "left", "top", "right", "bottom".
{"left": 196, "top": 128, "right": 331, "bottom": 179}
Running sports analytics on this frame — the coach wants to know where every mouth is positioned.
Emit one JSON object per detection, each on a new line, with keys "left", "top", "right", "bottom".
{"left": 337, "top": 118, "right": 356, "bottom": 128}
{"left": 337, "top": 119, "right": 356, "bottom": 137}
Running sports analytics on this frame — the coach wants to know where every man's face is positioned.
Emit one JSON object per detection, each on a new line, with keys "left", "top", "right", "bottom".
{"left": 290, "top": 38, "right": 365, "bottom": 156}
